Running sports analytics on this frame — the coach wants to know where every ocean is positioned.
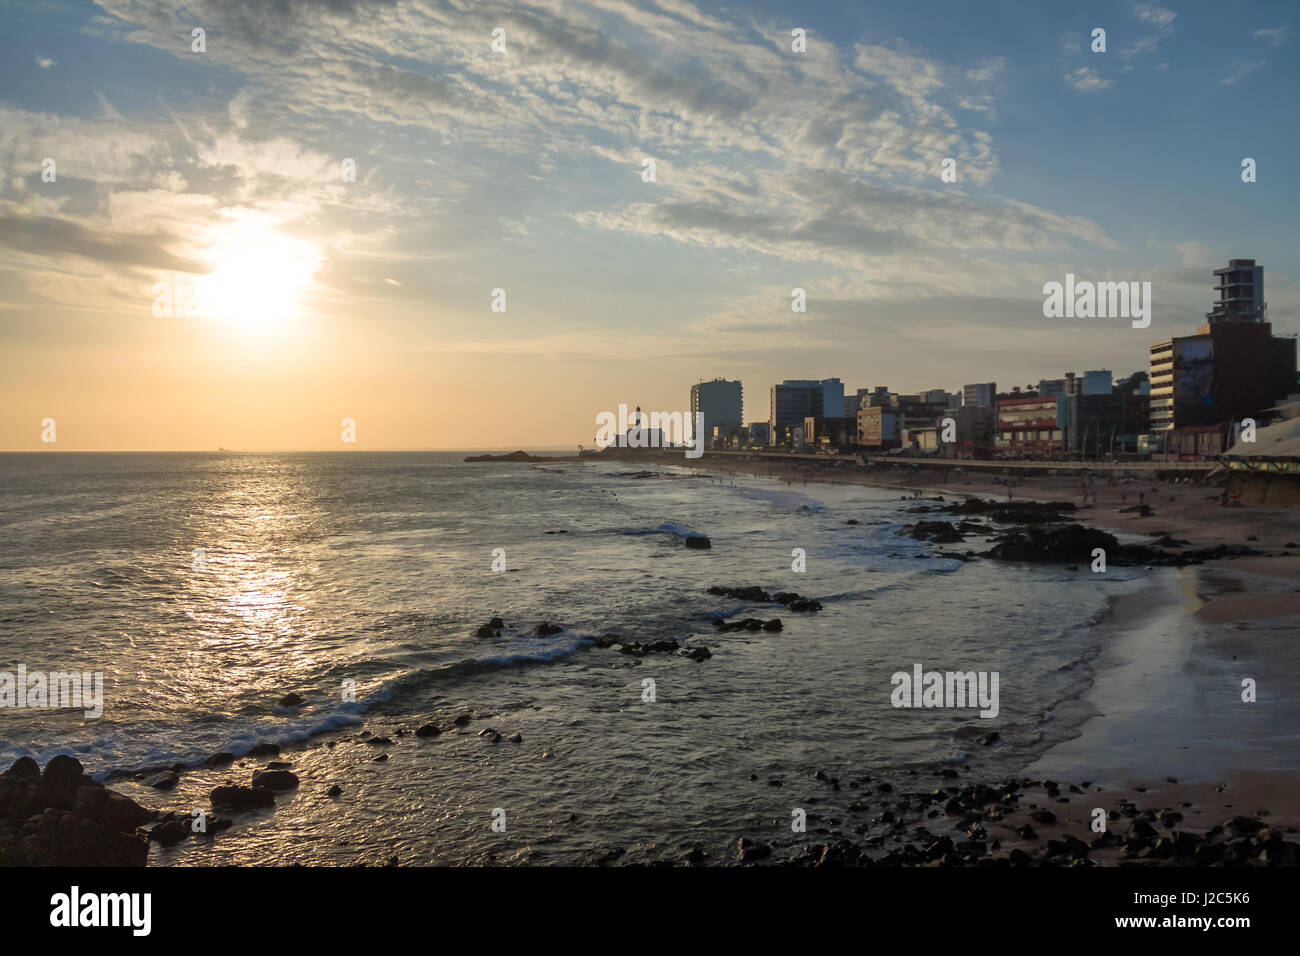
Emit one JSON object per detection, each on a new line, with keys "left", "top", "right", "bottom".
{"left": 0, "top": 452, "right": 1136, "bottom": 864}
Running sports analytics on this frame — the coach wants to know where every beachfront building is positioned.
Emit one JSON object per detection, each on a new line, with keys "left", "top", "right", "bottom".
{"left": 741, "top": 421, "right": 771, "bottom": 448}
{"left": 903, "top": 424, "right": 941, "bottom": 452}
{"left": 804, "top": 415, "right": 857, "bottom": 454}
{"left": 1222, "top": 400, "right": 1300, "bottom": 505}
{"left": 963, "top": 382, "right": 996, "bottom": 407}
{"left": 996, "top": 395, "right": 1064, "bottom": 456}
{"left": 1060, "top": 393, "right": 1126, "bottom": 458}
{"left": 1149, "top": 258, "right": 1297, "bottom": 433}
{"left": 954, "top": 404, "right": 996, "bottom": 458}
{"left": 857, "top": 405, "right": 900, "bottom": 450}
{"left": 769, "top": 378, "right": 845, "bottom": 447}
{"left": 690, "top": 378, "right": 743, "bottom": 449}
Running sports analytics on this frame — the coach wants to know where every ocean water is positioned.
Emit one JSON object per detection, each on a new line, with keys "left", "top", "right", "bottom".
{"left": 0, "top": 452, "right": 1133, "bottom": 864}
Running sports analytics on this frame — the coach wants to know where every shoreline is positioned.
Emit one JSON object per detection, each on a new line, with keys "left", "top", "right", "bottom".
{"left": 669, "top": 453, "right": 1300, "bottom": 845}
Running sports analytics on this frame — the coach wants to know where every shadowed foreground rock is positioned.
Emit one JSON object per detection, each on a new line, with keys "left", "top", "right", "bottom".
{"left": 0, "top": 755, "right": 155, "bottom": 866}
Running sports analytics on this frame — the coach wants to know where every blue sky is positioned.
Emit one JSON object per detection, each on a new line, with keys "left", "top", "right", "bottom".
{"left": 0, "top": 0, "right": 1296, "bottom": 448}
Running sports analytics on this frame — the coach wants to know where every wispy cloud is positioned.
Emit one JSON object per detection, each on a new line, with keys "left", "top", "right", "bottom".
{"left": 1064, "top": 67, "right": 1112, "bottom": 92}
{"left": 1132, "top": 3, "right": 1177, "bottom": 30}
{"left": 1220, "top": 59, "right": 1265, "bottom": 85}
{"left": 1253, "top": 26, "right": 1290, "bottom": 47}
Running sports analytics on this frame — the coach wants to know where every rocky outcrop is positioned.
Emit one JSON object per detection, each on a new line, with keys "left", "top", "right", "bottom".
{"left": 983, "top": 524, "right": 1118, "bottom": 563}
{"left": 983, "top": 524, "right": 1264, "bottom": 566}
{"left": 463, "top": 450, "right": 545, "bottom": 462}
{"left": 1, "top": 756, "right": 155, "bottom": 866}
{"left": 897, "top": 521, "right": 965, "bottom": 544}
{"left": 940, "top": 498, "right": 1076, "bottom": 524}
{"left": 712, "top": 617, "right": 783, "bottom": 633}
{"left": 773, "top": 593, "right": 822, "bottom": 612}
{"left": 475, "top": 617, "right": 505, "bottom": 638}
{"left": 706, "top": 585, "right": 821, "bottom": 612}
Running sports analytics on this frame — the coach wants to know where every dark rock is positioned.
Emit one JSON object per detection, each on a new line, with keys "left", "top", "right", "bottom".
{"left": 737, "top": 837, "right": 771, "bottom": 862}
{"left": 712, "top": 617, "right": 780, "bottom": 633}
{"left": 0, "top": 758, "right": 153, "bottom": 866}
{"left": 143, "top": 771, "right": 178, "bottom": 790}
{"left": 683, "top": 535, "right": 712, "bottom": 549}
{"left": 774, "top": 592, "right": 823, "bottom": 612}
{"left": 897, "top": 521, "right": 965, "bottom": 544}
{"left": 707, "top": 585, "right": 772, "bottom": 602}
{"left": 326, "top": 785, "right": 343, "bottom": 798}
{"left": 277, "top": 692, "right": 305, "bottom": 707}
{"left": 205, "top": 752, "right": 236, "bottom": 767}
{"left": 251, "top": 769, "right": 299, "bottom": 791}
{"left": 536, "top": 622, "right": 563, "bottom": 636}
{"left": 248, "top": 743, "right": 280, "bottom": 757}
{"left": 2, "top": 756, "right": 40, "bottom": 781}
{"left": 985, "top": 524, "right": 1118, "bottom": 564}
{"left": 42, "top": 754, "right": 86, "bottom": 791}
{"left": 1029, "top": 810, "right": 1056, "bottom": 825}
{"left": 150, "top": 818, "right": 188, "bottom": 846}
{"left": 416, "top": 723, "right": 441, "bottom": 738}
{"left": 210, "top": 785, "right": 275, "bottom": 809}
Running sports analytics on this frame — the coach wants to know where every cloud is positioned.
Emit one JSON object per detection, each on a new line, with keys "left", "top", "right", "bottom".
{"left": 1132, "top": 4, "right": 1177, "bottom": 30}
{"left": 35, "top": 54, "right": 55, "bottom": 69}
{"left": 1064, "top": 67, "right": 1112, "bottom": 92}
{"left": 1220, "top": 60, "right": 1265, "bottom": 85}
{"left": 3, "top": 0, "right": 1115, "bottom": 337}
{"left": 1119, "top": 36, "right": 1160, "bottom": 60}
{"left": 1253, "top": 26, "right": 1290, "bottom": 47}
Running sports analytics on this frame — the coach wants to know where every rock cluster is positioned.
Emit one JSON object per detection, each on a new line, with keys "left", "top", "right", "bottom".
{"left": 706, "top": 585, "right": 822, "bottom": 612}
{"left": 0, "top": 755, "right": 155, "bottom": 866}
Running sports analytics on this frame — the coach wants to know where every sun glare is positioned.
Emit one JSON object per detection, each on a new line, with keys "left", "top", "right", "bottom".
{"left": 198, "top": 219, "right": 322, "bottom": 333}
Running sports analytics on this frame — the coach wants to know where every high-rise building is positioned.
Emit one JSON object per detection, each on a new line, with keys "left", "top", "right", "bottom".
{"left": 769, "top": 379, "right": 844, "bottom": 445}
{"left": 963, "top": 383, "right": 996, "bottom": 407}
{"left": 1149, "top": 259, "right": 1296, "bottom": 430}
{"left": 1208, "top": 258, "right": 1265, "bottom": 323}
{"left": 689, "top": 378, "right": 743, "bottom": 448}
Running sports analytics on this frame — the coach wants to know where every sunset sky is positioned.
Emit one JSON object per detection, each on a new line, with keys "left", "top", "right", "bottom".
{"left": 1, "top": 0, "right": 1297, "bottom": 450}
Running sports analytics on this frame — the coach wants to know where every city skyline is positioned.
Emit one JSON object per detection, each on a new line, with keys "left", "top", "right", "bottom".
{"left": 2, "top": 0, "right": 1297, "bottom": 450}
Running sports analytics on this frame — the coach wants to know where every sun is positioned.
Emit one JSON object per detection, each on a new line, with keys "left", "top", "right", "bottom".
{"left": 197, "top": 217, "right": 323, "bottom": 333}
